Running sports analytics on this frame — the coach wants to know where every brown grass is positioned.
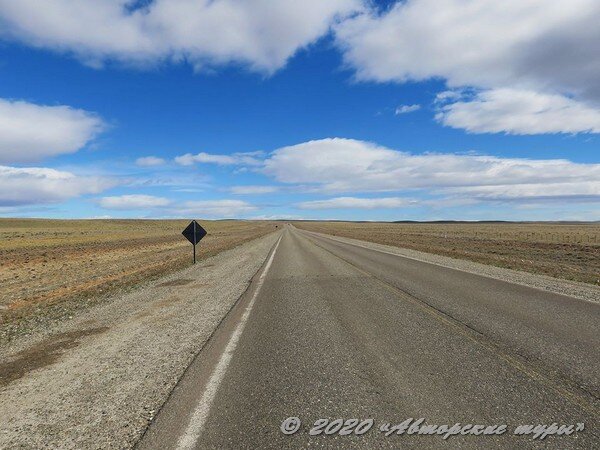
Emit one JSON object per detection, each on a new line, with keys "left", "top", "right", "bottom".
{"left": 0, "top": 219, "right": 275, "bottom": 330}
{"left": 294, "top": 221, "right": 600, "bottom": 286}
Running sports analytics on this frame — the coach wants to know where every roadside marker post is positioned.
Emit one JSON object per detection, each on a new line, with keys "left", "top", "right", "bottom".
{"left": 182, "top": 220, "right": 207, "bottom": 264}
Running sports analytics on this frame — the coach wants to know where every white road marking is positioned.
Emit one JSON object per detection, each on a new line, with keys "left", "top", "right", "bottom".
{"left": 176, "top": 235, "right": 282, "bottom": 450}
{"left": 300, "top": 228, "right": 465, "bottom": 265}
{"left": 300, "top": 229, "right": 596, "bottom": 303}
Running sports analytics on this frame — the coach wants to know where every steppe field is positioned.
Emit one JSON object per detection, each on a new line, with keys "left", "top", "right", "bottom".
{"left": 2, "top": 219, "right": 598, "bottom": 343}
{"left": 0, "top": 219, "right": 275, "bottom": 342}
{"left": 295, "top": 221, "right": 600, "bottom": 286}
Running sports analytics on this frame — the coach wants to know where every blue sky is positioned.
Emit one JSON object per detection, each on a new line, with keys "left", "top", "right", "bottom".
{"left": 0, "top": 0, "right": 599, "bottom": 221}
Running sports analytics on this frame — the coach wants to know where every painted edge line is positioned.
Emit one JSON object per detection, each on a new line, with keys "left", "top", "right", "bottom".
{"left": 298, "top": 230, "right": 599, "bottom": 416}
{"left": 175, "top": 234, "right": 283, "bottom": 450}
{"left": 298, "top": 228, "right": 599, "bottom": 304}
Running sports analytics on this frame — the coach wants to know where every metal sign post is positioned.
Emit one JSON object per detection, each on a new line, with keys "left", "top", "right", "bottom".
{"left": 182, "top": 220, "right": 207, "bottom": 264}
{"left": 193, "top": 221, "right": 196, "bottom": 264}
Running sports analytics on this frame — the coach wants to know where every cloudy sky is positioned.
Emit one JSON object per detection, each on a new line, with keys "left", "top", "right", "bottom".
{"left": 1, "top": 0, "right": 599, "bottom": 221}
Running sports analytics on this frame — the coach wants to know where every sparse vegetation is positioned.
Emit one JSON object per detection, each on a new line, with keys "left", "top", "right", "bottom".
{"left": 294, "top": 221, "right": 600, "bottom": 286}
{"left": 0, "top": 219, "right": 275, "bottom": 334}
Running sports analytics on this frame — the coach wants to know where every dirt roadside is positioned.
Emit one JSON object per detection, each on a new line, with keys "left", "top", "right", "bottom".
{"left": 0, "top": 231, "right": 280, "bottom": 449}
{"left": 0, "top": 219, "right": 276, "bottom": 345}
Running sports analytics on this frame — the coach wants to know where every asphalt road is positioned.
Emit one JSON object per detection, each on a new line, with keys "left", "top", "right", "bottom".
{"left": 138, "top": 225, "right": 599, "bottom": 449}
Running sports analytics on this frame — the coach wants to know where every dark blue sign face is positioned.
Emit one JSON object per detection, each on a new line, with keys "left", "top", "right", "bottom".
{"left": 182, "top": 220, "right": 207, "bottom": 245}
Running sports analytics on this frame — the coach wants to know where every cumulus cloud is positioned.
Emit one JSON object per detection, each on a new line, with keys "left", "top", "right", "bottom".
{"left": 262, "top": 138, "right": 600, "bottom": 201}
{"left": 0, "top": 98, "right": 105, "bottom": 163}
{"left": 298, "top": 196, "right": 415, "bottom": 209}
{"left": 436, "top": 89, "right": 600, "bottom": 134}
{"left": 0, "top": 165, "right": 114, "bottom": 206}
{"left": 248, "top": 214, "right": 302, "bottom": 220}
{"left": 444, "top": 182, "right": 600, "bottom": 202}
{"left": 99, "top": 194, "right": 171, "bottom": 210}
{"left": 395, "top": 104, "right": 420, "bottom": 115}
{"left": 264, "top": 138, "right": 395, "bottom": 189}
{"left": 335, "top": 0, "right": 600, "bottom": 96}
{"left": 135, "top": 156, "right": 166, "bottom": 166}
{"left": 335, "top": 0, "right": 600, "bottom": 134}
{"left": 98, "top": 194, "right": 256, "bottom": 218}
{"left": 229, "top": 185, "right": 278, "bottom": 195}
{"left": 0, "top": 0, "right": 360, "bottom": 73}
{"left": 174, "top": 199, "right": 256, "bottom": 218}
{"left": 175, "top": 151, "right": 263, "bottom": 166}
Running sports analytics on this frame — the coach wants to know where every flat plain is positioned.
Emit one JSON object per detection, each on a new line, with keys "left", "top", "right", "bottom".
{"left": 294, "top": 221, "right": 600, "bottom": 286}
{"left": 0, "top": 219, "right": 275, "bottom": 342}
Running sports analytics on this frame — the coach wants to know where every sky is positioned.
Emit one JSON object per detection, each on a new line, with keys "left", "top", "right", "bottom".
{"left": 0, "top": 0, "right": 599, "bottom": 221}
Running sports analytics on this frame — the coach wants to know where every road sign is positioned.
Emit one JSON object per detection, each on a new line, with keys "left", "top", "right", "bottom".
{"left": 182, "top": 220, "right": 207, "bottom": 263}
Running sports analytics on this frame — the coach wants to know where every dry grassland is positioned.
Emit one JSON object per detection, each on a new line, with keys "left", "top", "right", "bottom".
{"left": 0, "top": 219, "right": 275, "bottom": 339}
{"left": 294, "top": 221, "right": 600, "bottom": 286}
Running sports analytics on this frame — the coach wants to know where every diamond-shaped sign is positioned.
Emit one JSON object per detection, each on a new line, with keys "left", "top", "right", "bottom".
{"left": 182, "top": 220, "right": 207, "bottom": 245}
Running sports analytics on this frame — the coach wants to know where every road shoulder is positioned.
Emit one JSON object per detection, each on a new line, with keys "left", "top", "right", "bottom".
{"left": 0, "top": 231, "right": 280, "bottom": 449}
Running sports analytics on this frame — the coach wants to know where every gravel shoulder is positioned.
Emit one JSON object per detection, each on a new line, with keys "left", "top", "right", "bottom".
{"left": 302, "top": 229, "right": 600, "bottom": 303}
{"left": 0, "top": 231, "right": 280, "bottom": 449}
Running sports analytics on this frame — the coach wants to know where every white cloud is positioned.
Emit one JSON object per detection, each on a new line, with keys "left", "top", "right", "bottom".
{"left": 264, "top": 138, "right": 396, "bottom": 190}
{"left": 229, "top": 185, "right": 277, "bottom": 195}
{"left": 395, "top": 104, "right": 420, "bottom": 115}
{"left": 262, "top": 138, "right": 600, "bottom": 201}
{"left": 436, "top": 89, "right": 600, "bottom": 134}
{"left": 0, "top": 165, "right": 114, "bottom": 206}
{"left": 175, "top": 199, "right": 256, "bottom": 218}
{"left": 175, "top": 151, "right": 263, "bottom": 166}
{"left": 99, "top": 194, "right": 171, "bottom": 210}
{"left": 99, "top": 194, "right": 257, "bottom": 218}
{"left": 248, "top": 214, "right": 302, "bottom": 220}
{"left": 335, "top": 0, "right": 600, "bottom": 97}
{"left": 0, "top": 98, "right": 104, "bottom": 163}
{"left": 135, "top": 156, "right": 166, "bottom": 166}
{"left": 0, "top": 0, "right": 361, "bottom": 73}
{"left": 444, "top": 182, "right": 600, "bottom": 202}
{"left": 298, "top": 196, "right": 415, "bottom": 209}
{"left": 335, "top": 0, "right": 600, "bottom": 134}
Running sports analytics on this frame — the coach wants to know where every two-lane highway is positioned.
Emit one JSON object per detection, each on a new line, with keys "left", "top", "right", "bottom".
{"left": 138, "top": 225, "right": 599, "bottom": 449}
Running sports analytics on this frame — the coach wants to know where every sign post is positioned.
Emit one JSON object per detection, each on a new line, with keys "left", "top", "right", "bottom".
{"left": 182, "top": 220, "right": 207, "bottom": 264}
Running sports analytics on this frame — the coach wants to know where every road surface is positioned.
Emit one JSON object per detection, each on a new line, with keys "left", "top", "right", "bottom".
{"left": 138, "top": 225, "right": 599, "bottom": 449}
